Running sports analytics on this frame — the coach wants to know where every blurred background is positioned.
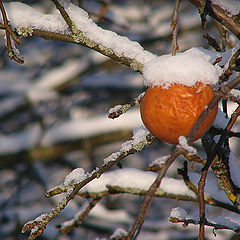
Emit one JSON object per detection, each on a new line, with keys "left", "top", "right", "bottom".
{"left": 0, "top": 0, "right": 239, "bottom": 239}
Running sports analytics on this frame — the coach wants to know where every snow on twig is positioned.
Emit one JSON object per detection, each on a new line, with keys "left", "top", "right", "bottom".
{"left": 0, "top": 1, "right": 155, "bottom": 72}
{"left": 169, "top": 207, "right": 240, "bottom": 233}
{"left": 22, "top": 130, "right": 155, "bottom": 239}
{"left": 108, "top": 92, "right": 145, "bottom": 119}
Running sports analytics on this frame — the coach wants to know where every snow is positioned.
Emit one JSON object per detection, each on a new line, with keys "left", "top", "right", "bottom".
{"left": 111, "top": 228, "right": 128, "bottom": 239}
{"left": 3, "top": 2, "right": 68, "bottom": 33}
{"left": 120, "top": 127, "right": 150, "bottom": 152}
{"left": 2, "top": 2, "right": 155, "bottom": 65}
{"left": 169, "top": 207, "right": 240, "bottom": 232}
{"left": 143, "top": 47, "right": 222, "bottom": 88}
{"left": 103, "top": 127, "right": 149, "bottom": 165}
{"left": 81, "top": 168, "right": 196, "bottom": 198}
{"left": 62, "top": 202, "right": 132, "bottom": 229}
{"left": 221, "top": 43, "right": 240, "bottom": 67}
{"left": 132, "top": 127, "right": 150, "bottom": 144}
{"left": 27, "top": 52, "right": 107, "bottom": 102}
{"left": 212, "top": 0, "right": 240, "bottom": 15}
{"left": 230, "top": 89, "right": 240, "bottom": 99}
{"left": 178, "top": 136, "right": 197, "bottom": 155}
{"left": 149, "top": 155, "right": 170, "bottom": 167}
{"left": 0, "top": 125, "right": 41, "bottom": 154}
{"left": 89, "top": 203, "right": 132, "bottom": 223}
{"left": 103, "top": 152, "right": 121, "bottom": 165}
{"left": 108, "top": 105, "right": 122, "bottom": 114}
{"left": 0, "top": 109, "right": 144, "bottom": 155}
{"left": 64, "top": 168, "right": 87, "bottom": 186}
{"left": 41, "top": 109, "right": 143, "bottom": 147}
{"left": 170, "top": 207, "right": 187, "bottom": 219}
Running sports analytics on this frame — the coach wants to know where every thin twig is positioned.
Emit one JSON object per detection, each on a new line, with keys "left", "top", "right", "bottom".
{"left": 0, "top": 24, "right": 145, "bottom": 73}
{"left": 0, "top": 0, "right": 23, "bottom": 64}
{"left": 171, "top": 0, "right": 181, "bottom": 56}
{"left": 188, "top": 0, "right": 240, "bottom": 40}
{"left": 203, "top": 105, "right": 240, "bottom": 171}
{"left": 185, "top": 76, "right": 240, "bottom": 239}
{"left": 52, "top": 0, "right": 78, "bottom": 35}
{"left": 203, "top": 33, "right": 221, "bottom": 52}
{"left": 219, "top": 48, "right": 240, "bottom": 83}
{"left": 198, "top": 104, "right": 240, "bottom": 240}
{"left": 108, "top": 92, "right": 145, "bottom": 119}
{"left": 22, "top": 134, "right": 155, "bottom": 239}
{"left": 187, "top": 76, "right": 240, "bottom": 142}
{"left": 57, "top": 198, "right": 101, "bottom": 234}
{"left": 209, "top": 126, "right": 240, "bottom": 138}
{"left": 214, "top": 19, "right": 228, "bottom": 52}
{"left": 169, "top": 215, "right": 240, "bottom": 233}
{"left": 124, "top": 147, "right": 183, "bottom": 240}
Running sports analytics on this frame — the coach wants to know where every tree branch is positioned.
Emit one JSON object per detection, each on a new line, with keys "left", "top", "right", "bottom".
{"left": 125, "top": 147, "right": 183, "bottom": 240}
{"left": 169, "top": 215, "right": 240, "bottom": 233}
{"left": 188, "top": 0, "right": 240, "bottom": 39}
{"left": 22, "top": 133, "right": 155, "bottom": 239}
{"left": 0, "top": 0, "right": 23, "bottom": 63}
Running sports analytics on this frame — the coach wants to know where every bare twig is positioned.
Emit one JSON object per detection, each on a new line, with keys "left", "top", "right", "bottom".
{"left": 22, "top": 133, "right": 155, "bottom": 239}
{"left": 0, "top": 25, "right": 145, "bottom": 73}
{"left": 52, "top": 0, "right": 78, "bottom": 36}
{"left": 187, "top": 76, "right": 240, "bottom": 142}
{"left": 214, "top": 19, "right": 228, "bottom": 52}
{"left": 171, "top": 0, "right": 181, "bottom": 56}
{"left": 124, "top": 147, "right": 183, "bottom": 240}
{"left": 184, "top": 76, "right": 240, "bottom": 240}
{"left": 188, "top": 0, "right": 240, "bottom": 40}
{"left": 223, "top": 92, "right": 240, "bottom": 105}
{"left": 203, "top": 33, "right": 221, "bottom": 52}
{"left": 219, "top": 48, "right": 240, "bottom": 83}
{"left": 177, "top": 161, "right": 240, "bottom": 213}
{"left": 203, "top": 105, "right": 240, "bottom": 172}
{"left": 209, "top": 126, "right": 240, "bottom": 138}
{"left": 212, "top": 56, "right": 222, "bottom": 65}
{"left": 0, "top": 0, "right": 23, "bottom": 64}
{"left": 178, "top": 161, "right": 199, "bottom": 195}
{"left": 198, "top": 104, "right": 240, "bottom": 240}
{"left": 57, "top": 198, "right": 101, "bottom": 234}
{"left": 98, "top": 0, "right": 110, "bottom": 21}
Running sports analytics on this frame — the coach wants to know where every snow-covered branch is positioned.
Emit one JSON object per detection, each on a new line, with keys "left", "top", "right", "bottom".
{"left": 188, "top": 0, "right": 240, "bottom": 40}
{"left": 0, "top": 1, "right": 155, "bottom": 71}
{"left": 22, "top": 129, "right": 155, "bottom": 239}
{"left": 169, "top": 207, "right": 240, "bottom": 233}
{"left": 108, "top": 93, "right": 145, "bottom": 119}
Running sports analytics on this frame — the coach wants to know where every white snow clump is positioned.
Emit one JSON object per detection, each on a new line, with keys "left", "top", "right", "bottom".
{"left": 143, "top": 47, "right": 222, "bottom": 88}
{"left": 170, "top": 207, "right": 187, "bottom": 219}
